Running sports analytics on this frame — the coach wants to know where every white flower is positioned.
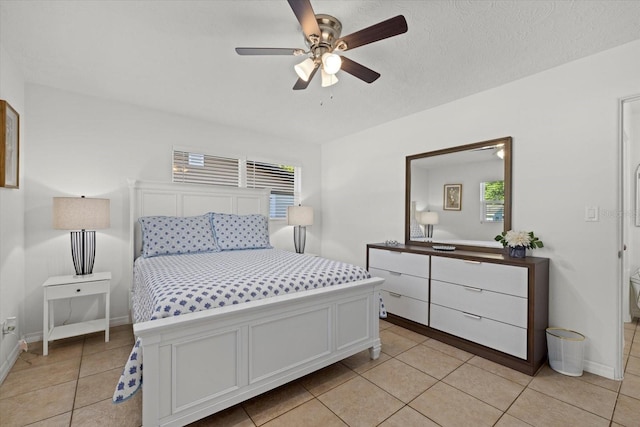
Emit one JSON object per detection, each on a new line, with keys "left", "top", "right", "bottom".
{"left": 505, "top": 230, "right": 531, "bottom": 247}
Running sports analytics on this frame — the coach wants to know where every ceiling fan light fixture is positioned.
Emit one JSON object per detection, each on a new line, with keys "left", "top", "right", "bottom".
{"left": 321, "top": 52, "right": 341, "bottom": 75}
{"left": 294, "top": 57, "right": 316, "bottom": 81}
{"left": 321, "top": 69, "right": 339, "bottom": 87}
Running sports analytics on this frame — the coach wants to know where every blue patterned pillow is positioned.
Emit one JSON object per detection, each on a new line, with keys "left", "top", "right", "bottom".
{"left": 139, "top": 215, "right": 220, "bottom": 258}
{"left": 210, "top": 213, "right": 272, "bottom": 250}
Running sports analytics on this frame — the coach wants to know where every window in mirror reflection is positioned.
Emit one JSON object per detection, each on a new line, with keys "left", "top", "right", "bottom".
{"left": 480, "top": 180, "right": 504, "bottom": 223}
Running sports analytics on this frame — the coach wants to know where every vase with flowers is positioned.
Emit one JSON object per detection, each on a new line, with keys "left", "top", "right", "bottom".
{"left": 494, "top": 230, "right": 544, "bottom": 258}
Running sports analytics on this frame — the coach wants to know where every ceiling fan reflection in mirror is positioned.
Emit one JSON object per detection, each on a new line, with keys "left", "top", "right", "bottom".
{"left": 235, "top": 0, "right": 408, "bottom": 90}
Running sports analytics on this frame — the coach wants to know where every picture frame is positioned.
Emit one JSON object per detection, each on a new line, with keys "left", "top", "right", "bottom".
{"left": 444, "top": 184, "right": 462, "bottom": 210}
{"left": 0, "top": 100, "right": 19, "bottom": 189}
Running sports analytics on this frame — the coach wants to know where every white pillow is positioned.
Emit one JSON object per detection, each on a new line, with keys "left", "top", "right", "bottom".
{"left": 210, "top": 213, "right": 271, "bottom": 250}
{"left": 139, "top": 214, "right": 220, "bottom": 258}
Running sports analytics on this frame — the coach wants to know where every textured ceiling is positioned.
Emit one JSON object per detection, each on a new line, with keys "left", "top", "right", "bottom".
{"left": 1, "top": 1, "right": 640, "bottom": 144}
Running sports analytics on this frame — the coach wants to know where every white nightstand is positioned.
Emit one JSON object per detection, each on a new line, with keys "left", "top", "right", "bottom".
{"left": 42, "top": 272, "right": 111, "bottom": 356}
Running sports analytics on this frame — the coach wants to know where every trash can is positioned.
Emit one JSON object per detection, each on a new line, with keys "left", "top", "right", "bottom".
{"left": 546, "top": 327, "right": 585, "bottom": 376}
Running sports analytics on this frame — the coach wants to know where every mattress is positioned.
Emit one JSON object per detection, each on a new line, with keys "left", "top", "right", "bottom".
{"left": 114, "top": 248, "right": 384, "bottom": 402}
{"left": 132, "top": 248, "right": 372, "bottom": 323}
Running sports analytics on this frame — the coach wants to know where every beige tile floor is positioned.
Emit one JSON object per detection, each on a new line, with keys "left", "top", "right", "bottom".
{"left": 1, "top": 320, "right": 640, "bottom": 426}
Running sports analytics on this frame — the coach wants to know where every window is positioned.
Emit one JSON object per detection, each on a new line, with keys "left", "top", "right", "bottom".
{"left": 172, "top": 149, "right": 299, "bottom": 219}
{"left": 480, "top": 180, "right": 504, "bottom": 223}
{"left": 173, "top": 151, "right": 239, "bottom": 187}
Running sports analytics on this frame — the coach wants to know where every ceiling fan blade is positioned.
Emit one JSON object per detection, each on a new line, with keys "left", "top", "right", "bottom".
{"left": 336, "top": 15, "right": 408, "bottom": 51}
{"left": 340, "top": 56, "right": 380, "bottom": 83}
{"left": 235, "top": 48, "right": 300, "bottom": 56}
{"left": 287, "top": 0, "right": 321, "bottom": 40}
{"left": 293, "top": 64, "right": 319, "bottom": 90}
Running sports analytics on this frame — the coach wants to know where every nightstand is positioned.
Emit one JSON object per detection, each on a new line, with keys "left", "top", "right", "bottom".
{"left": 42, "top": 272, "right": 111, "bottom": 356}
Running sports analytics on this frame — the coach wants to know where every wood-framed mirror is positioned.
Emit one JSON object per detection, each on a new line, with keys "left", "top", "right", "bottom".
{"left": 405, "top": 136, "right": 512, "bottom": 251}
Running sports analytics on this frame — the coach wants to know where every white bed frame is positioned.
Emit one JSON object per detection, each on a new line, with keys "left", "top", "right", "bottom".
{"left": 128, "top": 180, "right": 383, "bottom": 427}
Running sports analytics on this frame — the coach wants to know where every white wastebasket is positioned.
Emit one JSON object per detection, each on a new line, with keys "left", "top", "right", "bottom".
{"left": 546, "top": 327, "right": 585, "bottom": 376}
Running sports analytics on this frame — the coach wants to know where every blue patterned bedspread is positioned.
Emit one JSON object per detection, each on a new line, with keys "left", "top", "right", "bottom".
{"left": 113, "top": 248, "right": 384, "bottom": 403}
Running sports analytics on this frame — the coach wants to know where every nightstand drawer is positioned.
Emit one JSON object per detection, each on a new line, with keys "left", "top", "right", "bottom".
{"left": 45, "top": 279, "right": 110, "bottom": 299}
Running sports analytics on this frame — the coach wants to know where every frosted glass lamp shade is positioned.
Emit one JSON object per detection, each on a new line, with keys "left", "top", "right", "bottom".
{"left": 321, "top": 52, "right": 341, "bottom": 75}
{"left": 53, "top": 197, "right": 110, "bottom": 230}
{"left": 321, "top": 69, "right": 339, "bottom": 87}
{"left": 287, "top": 205, "right": 313, "bottom": 226}
{"left": 419, "top": 211, "right": 439, "bottom": 225}
{"left": 294, "top": 58, "right": 316, "bottom": 82}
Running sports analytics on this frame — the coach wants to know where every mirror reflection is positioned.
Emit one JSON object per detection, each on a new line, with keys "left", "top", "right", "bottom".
{"left": 406, "top": 137, "right": 512, "bottom": 249}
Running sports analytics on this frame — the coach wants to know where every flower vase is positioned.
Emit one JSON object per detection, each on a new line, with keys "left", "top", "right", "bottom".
{"left": 509, "top": 245, "right": 527, "bottom": 258}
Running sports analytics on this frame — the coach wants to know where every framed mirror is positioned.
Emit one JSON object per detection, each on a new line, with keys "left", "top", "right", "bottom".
{"left": 405, "top": 136, "right": 512, "bottom": 251}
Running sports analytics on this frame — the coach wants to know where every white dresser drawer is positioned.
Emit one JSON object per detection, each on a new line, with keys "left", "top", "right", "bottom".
{"left": 45, "top": 280, "right": 110, "bottom": 300}
{"left": 369, "top": 249, "right": 429, "bottom": 278}
{"left": 380, "top": 290, "right": 429, "bottom": 325}
{"left": 431, "top": 257, "right": 527, "bottom": 297}
{"left": 431, "top": 280, "right": 527, "bottom": 328}
{"left": 430, "top": 303, "right": 527, "bottom": 359}
{"left": 370, "top": 267, "right": 429, "bottom": 302}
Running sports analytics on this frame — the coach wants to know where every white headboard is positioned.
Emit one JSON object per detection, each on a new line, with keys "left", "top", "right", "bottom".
{"left": 128, "top": 180, "right": 271, "bottom": 260}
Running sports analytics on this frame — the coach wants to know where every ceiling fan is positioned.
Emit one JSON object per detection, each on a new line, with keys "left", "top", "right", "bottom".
{"left": 235, "top": 0, "right": 408, "bottom": 90}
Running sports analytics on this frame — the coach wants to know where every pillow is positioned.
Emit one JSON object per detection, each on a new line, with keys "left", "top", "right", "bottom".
{"left": 139, "top": 214, "right": 219, "bottom": 258}
{"left": 210, "top": 213, "right": 271, "bottom": 250}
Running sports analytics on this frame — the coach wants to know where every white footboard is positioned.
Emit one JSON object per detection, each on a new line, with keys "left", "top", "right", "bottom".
{"left": 134, "top": 277, "right": 383, "bottom": 427}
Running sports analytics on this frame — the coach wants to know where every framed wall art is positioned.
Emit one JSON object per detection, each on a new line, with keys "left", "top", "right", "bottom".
{"left": 0, "top": 100, "right": 19, "bottom": 189}
{"left": 444, "top": 184, "right": 462, "bottom": 210}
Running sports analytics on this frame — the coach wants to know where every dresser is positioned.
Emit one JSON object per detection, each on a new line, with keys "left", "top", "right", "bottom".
{"left": 367, "top": 244, "right": 549, "bottom": 375}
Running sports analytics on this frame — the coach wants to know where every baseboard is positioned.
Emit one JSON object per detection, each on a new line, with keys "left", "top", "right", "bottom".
{"left": 0, "top": 339, "right": 21, "bottom": 384}
{"left": 583, "top": 359, "right": 616, "bottom": 380}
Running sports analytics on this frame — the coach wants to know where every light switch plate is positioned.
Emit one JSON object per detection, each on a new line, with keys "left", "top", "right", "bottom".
{"left": 585, "top": 206, "right": 599, "bottom": 222}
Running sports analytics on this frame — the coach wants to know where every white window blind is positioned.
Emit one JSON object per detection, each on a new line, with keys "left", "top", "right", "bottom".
{"left": 172, "top": 150, "right": 299, "bottom": 219}
{"left": 173, "top": 150, "right": 239, "bottom": 187}
{"left": 247, "top": 160, "right": 297, "bottom": 219}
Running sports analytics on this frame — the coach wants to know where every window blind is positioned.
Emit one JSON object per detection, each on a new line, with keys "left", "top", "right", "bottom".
{"left": 172, "top": 151, "right": 239, "bottom": 187}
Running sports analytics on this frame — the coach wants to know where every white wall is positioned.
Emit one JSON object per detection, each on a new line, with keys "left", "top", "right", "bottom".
{"left": 322, "top": 39, "right": 640, "bottom": 379}
{"left": 23, "top": 85, "right": 322, "bottom": 339}
{"left": 0, "top": 44, "right": 25, "bottom": 382}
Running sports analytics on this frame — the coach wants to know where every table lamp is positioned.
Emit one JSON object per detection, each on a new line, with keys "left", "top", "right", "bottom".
{"left": 53, "top": 196, "right": 110, "bottom": 276}
{"left": 419, "top": 211, "right": 439, "bottom": 240}
{"left": 287, "top": 205, "right": 313, "bottom": 254}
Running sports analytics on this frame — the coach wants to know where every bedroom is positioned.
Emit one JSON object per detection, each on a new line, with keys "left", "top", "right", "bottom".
{"left": 1, "top": 0, "right": 640, "bottom": 425}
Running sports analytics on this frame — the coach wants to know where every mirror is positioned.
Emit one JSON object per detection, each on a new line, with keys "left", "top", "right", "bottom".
{"left": 405, "top": 136, "right": 512, "bottom": 250}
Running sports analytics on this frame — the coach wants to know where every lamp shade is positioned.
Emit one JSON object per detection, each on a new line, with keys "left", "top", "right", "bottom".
{"left": 287, "top": 205, "right": 313, "bottom": 226}
{"left": 419, "top": 211, "right": 439, "bottom": 225}
{"left": 321, "top": 69, "right": 339, "bottom": 87}
{"left": 321, "top": 52, "right": 341, "bottom": 75}
{"left": 294, "top": 58, "right": 316, "bottom": 82}
{"left": 53, "top": 197, "right": 110, "bottom": 230}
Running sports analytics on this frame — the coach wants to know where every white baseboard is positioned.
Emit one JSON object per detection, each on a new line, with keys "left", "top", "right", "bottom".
{"left": 0, "top": 340, "right": 22, "bottom": 385}
{"left": 583, "top": 359, "right": 616, "bottom": 380}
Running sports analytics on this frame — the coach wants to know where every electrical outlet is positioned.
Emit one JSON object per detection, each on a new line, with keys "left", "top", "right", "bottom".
{"left": 2, "top": 317, "right": 17, "bottom": 335}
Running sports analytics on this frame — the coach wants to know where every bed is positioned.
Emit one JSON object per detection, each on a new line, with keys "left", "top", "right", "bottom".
{"left": 118, "top": 180, "right": 384, "bottom": 427}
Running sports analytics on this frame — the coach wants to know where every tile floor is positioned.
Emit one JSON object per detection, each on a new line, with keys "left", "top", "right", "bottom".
{"left": 1, "top": 320, "right": 640, "bottom": 426}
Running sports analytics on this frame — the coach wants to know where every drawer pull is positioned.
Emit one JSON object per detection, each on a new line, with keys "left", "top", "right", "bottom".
{"left": 388, "top": 292, "right": 402, "bottom": 298}
{"left": 463, "top": 286, "right": 482, "bottom": 292}
{"left": 76, "top": 289, "right": 82, "bottom": 293}
{"left": 464, "top": 260, "right": 481, "bottom": 265}
{"left": 389, "top": 271, "right": 402, "bottom": 276}
{"left": 462, "top": 312, "right": 482, "bottom": 320}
